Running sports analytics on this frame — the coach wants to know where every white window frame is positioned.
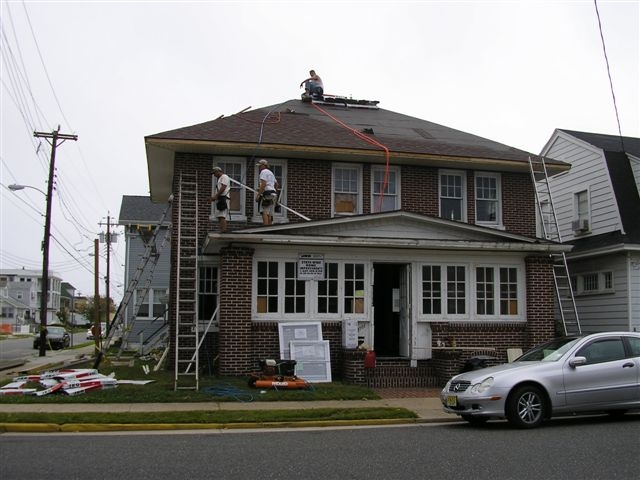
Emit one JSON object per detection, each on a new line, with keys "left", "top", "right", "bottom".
{"left": 210, "top": 157, "right": 247, "bottom": 221}
{"left": 252, "top": 159, "right": 287, "bottom": 223}
{"left": 475, "top": 172, "right": 502, "bottom": 227}
{"left": 253, "top": 258, "right": 368, "bottom": 321}
{"left": 573, "top": 189, "right": 591, "bottom": 231}
{"left": 574, "top": 270, "right": 615, "bottom": 295}
{"left": 439, "top": 169, "right": 467, "bottom": 222}
{"left": 371, "top": 165, "right": 400, "bottom": 213}
{"left": 420, "top": 261, "right": 525, "bottom": 321}
{"left": 420, "top": 263, "right": 469, "bottom": 320}
{"left": 332, "top": 163, "right": 362, "bottom": 216}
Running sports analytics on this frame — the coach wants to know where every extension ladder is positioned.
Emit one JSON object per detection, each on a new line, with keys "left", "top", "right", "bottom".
{"left": 528, "top": 156, "right": 581, "bottom": 336}
{"left": 94, "top": 198, "right": 173, "bottom": 368}
{"left": 174, "top": 171, "right": 200, "bottom": 390}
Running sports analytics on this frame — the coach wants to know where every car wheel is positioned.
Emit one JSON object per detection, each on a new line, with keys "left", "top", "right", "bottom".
{"left": 506, "top": 385, "right": 546, "bottom": 428}
{"left": 461, "top": 414, "right": 489, "bottom": 426}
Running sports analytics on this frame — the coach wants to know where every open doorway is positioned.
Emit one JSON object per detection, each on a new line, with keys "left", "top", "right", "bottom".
{"left": 373, "top": 263, "right": 409, "bottom": 357}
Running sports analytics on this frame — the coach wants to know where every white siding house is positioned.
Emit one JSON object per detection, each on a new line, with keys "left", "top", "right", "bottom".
{"left": 541, "top": 130, "right": 640, "bottom": 332}
{"left": 118, "top": 196, "right": 171, "bottom": 350}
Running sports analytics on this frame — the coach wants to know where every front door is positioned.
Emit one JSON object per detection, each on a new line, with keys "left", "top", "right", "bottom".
{"left": 373, "top": 263, "right": 410, "bottom": 357}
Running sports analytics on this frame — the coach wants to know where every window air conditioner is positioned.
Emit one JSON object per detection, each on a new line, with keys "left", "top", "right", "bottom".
{"left": 572, "top": 219, "right": 589, "bottom": 232}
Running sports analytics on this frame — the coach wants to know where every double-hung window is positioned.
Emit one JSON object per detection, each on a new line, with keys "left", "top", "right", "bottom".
{"left": 573, "top": 189, "right": 590, "bottom": 233}
{"left": 253, "top": 160, "right": 286, "bottom": 223}
{"left": 371, "top": 166, "right": 400, "bottom": 212}
{"left": 333, "top": 164, "right": 361, "bottom": 216}
{"left": 475, "top": 173, "right": 501, "bottom": 226}
{"left": 198, "top": 265, "right": 218, "bottom": 323}
{"left": 211, "top": 159, "right": 245, "bottom": 220}
{"left": 439, "top": 170, "right": 466, "bottom": 221}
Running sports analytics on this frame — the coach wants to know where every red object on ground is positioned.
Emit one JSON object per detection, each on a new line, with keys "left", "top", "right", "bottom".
{"left": 364, "top": 350, "right": 376, "bottom": 369}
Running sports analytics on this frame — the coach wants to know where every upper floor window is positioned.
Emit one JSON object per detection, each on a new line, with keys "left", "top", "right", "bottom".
{"left": 253, "top": 160, "right": 286, "bottom": 223}
{"left": 573, "top": 189, "right": 590, "bottom": 233}
{"left": 371, "top": 166, "right": 400, "bottom": 212}
{"left": 439, "top": 170, "right": 466, "bottom": 221}
{"left": 212, "top": 159, "right": 245, "bottom": 219}
{"left": 475, "top": 173, "right": 501, "bottom": 226}
{"left": 333, "top": 164, "right": 362, "bottom": 216}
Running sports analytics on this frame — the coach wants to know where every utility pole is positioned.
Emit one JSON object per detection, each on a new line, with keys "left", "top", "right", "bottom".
{"left": 33, "top": 127, "right": 78, "bottom": 357}
{"left": 99, "top": 215, "right": 118, "bottom": 335}
{"left": 94, "top": 238, "right": 100, "bottom": 355}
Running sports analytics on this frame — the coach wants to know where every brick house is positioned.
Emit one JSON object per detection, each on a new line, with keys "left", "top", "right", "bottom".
{"left": 144, "top": 96, "right": 571, "bottom": 387}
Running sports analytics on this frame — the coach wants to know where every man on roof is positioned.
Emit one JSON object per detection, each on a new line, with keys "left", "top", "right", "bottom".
{"left": 300, "top": 69, "right": 323, "bottom": 99}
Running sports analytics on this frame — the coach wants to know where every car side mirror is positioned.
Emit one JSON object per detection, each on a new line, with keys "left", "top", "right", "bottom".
{"left": 569, "top": 356, "right": 587, "bottom": 368}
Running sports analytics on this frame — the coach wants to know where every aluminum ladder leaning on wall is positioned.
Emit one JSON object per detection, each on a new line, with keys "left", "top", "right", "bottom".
{"left": 94, "top": 197, "right": 173, "bottom": 368}
{"left": 174, "top": 171, "right": 200, "bottom": 391}
{"left": 528, "top": 155, "right": 581, "bottom": 336}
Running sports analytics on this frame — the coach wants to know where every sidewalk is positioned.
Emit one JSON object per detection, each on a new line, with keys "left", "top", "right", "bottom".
{"left": 0, "top": 344, "right": 454, "bottom": 429}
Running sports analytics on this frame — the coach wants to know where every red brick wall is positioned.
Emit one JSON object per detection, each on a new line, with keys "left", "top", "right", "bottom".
{"left": 400, "top": 165, "right": 439, "bottom": 216}
{"left": 503, "top": 172, "right": 536, "bottom": 236}
{"left": 218, "top": 246, "right": 254, "bottom": 376}
{"left": 524, "top": 255, "right": 556, "bottom": 345}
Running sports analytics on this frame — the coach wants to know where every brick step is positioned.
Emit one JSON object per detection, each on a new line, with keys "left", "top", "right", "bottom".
{"left": 363, "top": 360, "right": 440, "bottom": 389}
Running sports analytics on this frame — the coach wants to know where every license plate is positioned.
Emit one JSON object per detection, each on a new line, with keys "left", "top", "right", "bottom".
{"left": 446, "top": 395, "right": 458, "bottom": 407}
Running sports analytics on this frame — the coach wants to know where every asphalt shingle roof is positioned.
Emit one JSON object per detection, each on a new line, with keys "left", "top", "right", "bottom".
{"left": 118, "top": 195, "right": 171, "bottom": 225}
{"left": 147, "top": 99, "right": 539, "bottom": 163}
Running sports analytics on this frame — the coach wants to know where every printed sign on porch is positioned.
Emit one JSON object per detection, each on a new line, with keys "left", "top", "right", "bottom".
{"left": 297, "top": 253, "right": 325, "bottom": 280}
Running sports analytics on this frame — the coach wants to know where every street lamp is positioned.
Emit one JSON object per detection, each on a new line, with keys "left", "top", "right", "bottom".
{"left": 8, "top": 182, "right": 52, "bottom": 357}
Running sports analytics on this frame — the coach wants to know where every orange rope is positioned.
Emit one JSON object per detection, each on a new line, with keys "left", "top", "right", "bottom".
{"left": 311, "top": 102, "right": 391, "bottom": 212}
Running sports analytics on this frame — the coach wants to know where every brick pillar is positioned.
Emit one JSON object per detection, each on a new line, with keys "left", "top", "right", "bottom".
{"left": 525, "top": 255, "right": 556, "bottom": 348}
{"left": 218, "top": 246, "right": 254, "bottom": 375}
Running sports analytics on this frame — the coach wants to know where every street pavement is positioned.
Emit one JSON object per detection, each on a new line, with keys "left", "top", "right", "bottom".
{"left": 0, "top": 343, "right": 454, "bottom": 431}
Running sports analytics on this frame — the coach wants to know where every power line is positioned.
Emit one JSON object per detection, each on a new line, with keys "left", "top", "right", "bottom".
{"left": 593, "top": 0, "right": 626, "bottom": 151}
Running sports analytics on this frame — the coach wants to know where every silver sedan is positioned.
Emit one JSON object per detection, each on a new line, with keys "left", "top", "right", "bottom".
{"left": 440, "top": 331, "right": 640, "bottom": 428}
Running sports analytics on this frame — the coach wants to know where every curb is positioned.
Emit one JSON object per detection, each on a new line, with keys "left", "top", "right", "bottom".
{"left": 0, "top": 417, "right": 456, "bottom": 433}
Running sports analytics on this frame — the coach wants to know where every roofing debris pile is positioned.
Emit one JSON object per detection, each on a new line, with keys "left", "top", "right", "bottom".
{"left": 0, "top": 368, "right": 119, "bottom": 396}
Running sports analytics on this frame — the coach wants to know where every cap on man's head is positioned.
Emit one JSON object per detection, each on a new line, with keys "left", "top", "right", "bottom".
{"left": 256, "top": 159, "right": 269, "bottom": 167}
{"left": 212, "top": 166, "right": 222, "bottom": 172}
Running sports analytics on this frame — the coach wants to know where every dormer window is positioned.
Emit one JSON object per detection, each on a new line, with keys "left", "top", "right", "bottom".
{"left": 573, "top": 189, "right": 590, "bottom": 234}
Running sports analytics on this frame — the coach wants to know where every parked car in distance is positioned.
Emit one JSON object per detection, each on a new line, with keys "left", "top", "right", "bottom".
{"left": 86, "top": 322, "right": 107, "bottom": 340}
{"left": 441, "top": 331, "right": 640, "bottom": 428}
{"left": 33, "top": 325, "right": 71, "bottom": 350}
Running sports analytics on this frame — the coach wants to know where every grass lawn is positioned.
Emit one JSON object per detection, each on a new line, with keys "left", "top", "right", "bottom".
{"left": 0, "top": 356, "right": 419, "bottom": 426}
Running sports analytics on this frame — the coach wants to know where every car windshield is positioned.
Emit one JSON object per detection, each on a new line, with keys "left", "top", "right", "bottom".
{"left": 47, "top": 326, "right": 66, "bottom": 335}
{"left": 517, "top": 336, "right": 581, "bottom": 362}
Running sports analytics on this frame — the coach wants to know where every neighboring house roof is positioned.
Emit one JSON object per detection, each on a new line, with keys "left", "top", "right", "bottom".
{"left": 557, "top": 130, "right": 640, "bottom": 254}
{"left": 558, "top": 130, "right": 640, "bottom": 157}
{"left": 0, "top": 295, "right": 30, "bottom": 310}
{"left": 202, "top": 210, "right": 567, "bottom": 255}
{"left": 0, "top": 269, "right": 61, "bottom": 280}
{"left": 146, "top": 98, "right": 570, "bottom": 201}
{"left": 118, "top": 195, "right": 171, "bottom": 226}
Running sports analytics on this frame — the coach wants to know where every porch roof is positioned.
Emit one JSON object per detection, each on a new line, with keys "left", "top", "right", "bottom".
{"left": 201, "top": 211, "right": 570, "bottom": 255}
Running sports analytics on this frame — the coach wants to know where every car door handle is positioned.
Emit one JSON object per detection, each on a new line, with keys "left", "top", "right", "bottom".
{"left": 622, "top": 362, "right": 635, "bottom": 368}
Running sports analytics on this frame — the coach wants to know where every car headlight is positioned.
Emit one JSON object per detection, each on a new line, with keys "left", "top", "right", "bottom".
{"left": 470, "top": 377, "right": 494, "bottom": 394}
{"left": 442, "top": 379, "right": 452, "bottom": 392}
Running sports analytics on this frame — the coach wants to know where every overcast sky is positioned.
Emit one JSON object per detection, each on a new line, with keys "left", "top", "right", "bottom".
{"left": 1, "top": 0, "right": 638, "bottom": 301}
